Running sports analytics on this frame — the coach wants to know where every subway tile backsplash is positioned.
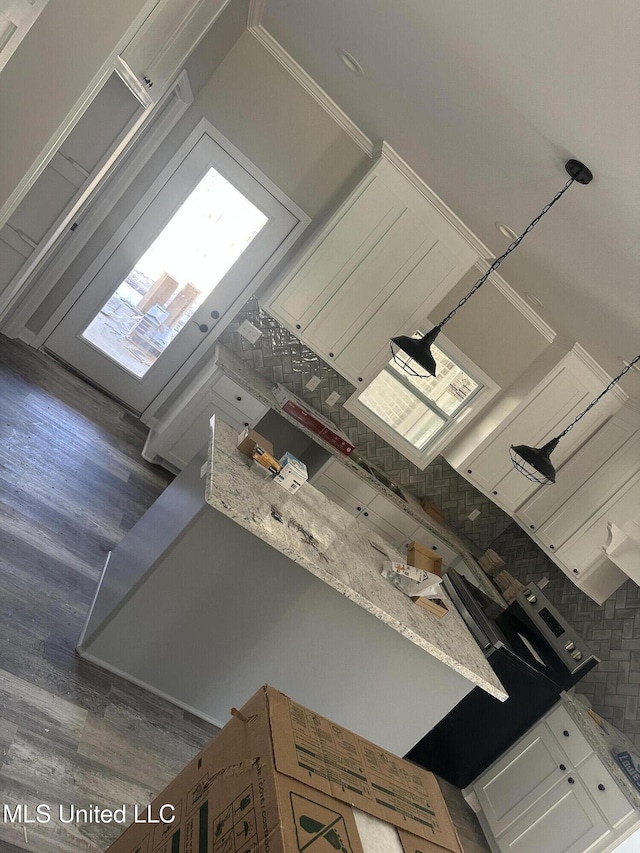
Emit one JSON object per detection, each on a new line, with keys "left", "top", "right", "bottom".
{"left": 219, "top": 299, "right": 513, "bottom": 553}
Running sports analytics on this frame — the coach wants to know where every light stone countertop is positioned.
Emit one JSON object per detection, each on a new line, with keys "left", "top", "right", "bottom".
{"left": 561, "top": 692, "right": 640, "bottom": 810}
{"left": 213, "top": 343, "right": 506, "bottom": 608}
{"left": 205, "top": 416, "right": 508, "bottom": 701}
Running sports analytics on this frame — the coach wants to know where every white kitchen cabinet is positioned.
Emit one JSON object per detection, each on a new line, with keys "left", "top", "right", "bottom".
{"left": 497, "top": 778, "right": 609, "bottom": 853}
{"left": 117, "top": 0, "right": 230, "bottom": 105}
{"left": 142, "top": 365, "right": 268, "bottom": 470}
{"left": 516, "top": 416, "right": 637, "bottom": 547}
{"left": 470, "top": 704, "right": 638, "bottom": 853}
{"left": 474, "top": 725, "right": 568, "bottom": 836}
{"left": 458, "top": 350, "right": 617, "bottom": 514}
{"left": 263, "top": 153, "right": 482, "bottom": 388}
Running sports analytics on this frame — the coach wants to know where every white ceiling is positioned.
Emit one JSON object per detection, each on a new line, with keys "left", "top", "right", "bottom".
{"left": 259, "top": 0, "right": 640, "bottom": 397}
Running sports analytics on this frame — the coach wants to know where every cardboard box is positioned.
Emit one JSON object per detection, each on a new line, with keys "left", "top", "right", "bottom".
{"left": 104, "top": 685, "right": 462, "bottom": 853}
{"left": 411, "top": 596, "right": 450, "bottom": 618}
{"left": 272, "top": 384, "right": 355, "bottom": 456}
{"left": 407, "top": 541, "right": 443, "bottom": 577}
{"left": 237, "top": 427, "right": 274, "bottom": 459}
{"left": 274, "top": 452, "right": 308, "bottom": 494}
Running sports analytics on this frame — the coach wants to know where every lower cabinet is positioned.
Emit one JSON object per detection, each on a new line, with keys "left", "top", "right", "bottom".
{"left": 142, "top": 366, "right": 268, "bottom": 470}
{"left": 469, "top": 705, "right": 637, "bottom": 853}
{"left": 311, "top": 457, "right": 455, "bottom": 558}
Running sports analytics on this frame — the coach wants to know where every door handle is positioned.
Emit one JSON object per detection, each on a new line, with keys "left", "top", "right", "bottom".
{"left": 193, "top": 321, "right": 209, "bottom": 333}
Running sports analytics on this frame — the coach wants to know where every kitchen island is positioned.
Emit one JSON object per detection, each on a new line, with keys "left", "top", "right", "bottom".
{"left": 79, "top": 418, "right": 506, "bottom": 756}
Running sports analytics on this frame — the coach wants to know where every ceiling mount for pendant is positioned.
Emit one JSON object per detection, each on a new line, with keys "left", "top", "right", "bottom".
{"left": 390, "top": 159, "right": 593, "bottom": 378}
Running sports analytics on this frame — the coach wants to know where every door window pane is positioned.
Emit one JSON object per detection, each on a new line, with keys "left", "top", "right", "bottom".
{"left": 81, "top": 167, "right": 267, "bottom": 377}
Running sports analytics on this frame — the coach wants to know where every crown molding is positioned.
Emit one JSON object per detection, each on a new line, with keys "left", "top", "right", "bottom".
{"left": 572, "top": 343, "right": 629, "bottom": 405}
{"left": 246, "top": 25, "right": 374, "bottom": 156}
{"left": 247, "top": 0, "right": 267, "bottom": 29}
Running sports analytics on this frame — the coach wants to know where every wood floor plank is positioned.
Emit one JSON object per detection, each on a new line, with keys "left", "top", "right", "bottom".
{"left": 0, "top": 335, "right": 491, "bottom": 853}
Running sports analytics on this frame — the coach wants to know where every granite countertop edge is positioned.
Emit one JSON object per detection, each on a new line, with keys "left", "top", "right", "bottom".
{"left": 214, "top": 344, "right": 505, "bottom": 609}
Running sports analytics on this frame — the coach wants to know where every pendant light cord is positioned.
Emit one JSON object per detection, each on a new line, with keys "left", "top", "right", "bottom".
{"left": 554, "top": 353, "right": 640, "bottom": 440}
{"left": 436, "top": 177, "right": 576, "bottom": 331}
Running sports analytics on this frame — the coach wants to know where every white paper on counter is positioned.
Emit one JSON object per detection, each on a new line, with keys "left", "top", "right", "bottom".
{"left": 381, "top": 562, "right": 444, "bottom": 599}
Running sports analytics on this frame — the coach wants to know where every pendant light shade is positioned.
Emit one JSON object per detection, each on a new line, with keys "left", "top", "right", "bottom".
{"left": 390, "top": 159, "right": 593, "bottom": 378}
{"left": 511, "top": 353, "right": 640, "bottom": 485}
{"left": 509, "top": 439, "right": 560, "bottom": 485}
{"left": 390, "top": 327, "right": 440, "bottom": 377}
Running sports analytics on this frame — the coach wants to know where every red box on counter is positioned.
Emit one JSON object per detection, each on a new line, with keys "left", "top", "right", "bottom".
{"left": 272, "top": 383, "right": 355, "bottom": 455}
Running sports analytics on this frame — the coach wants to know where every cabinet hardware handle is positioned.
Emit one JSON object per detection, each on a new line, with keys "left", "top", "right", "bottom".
{"left": 296, "top": 324, "right": 301, "bottom": 330}
{"left": 244, "top": 422, "right": 249, "bottom": 427}
{"left": 563, "top": 730, "right": 570, "bottom": 737}
{"left": 550, "top": 544, "right": 555, "bottom": 549}
{"left": 467, "top": 469, "right": 472, "bottom": 474}
{"left": 492, "top": 490, "right": 498, "bottom": 495}
{"left": 329, "top": 352, "right": 334, "bottom": 357}
{"left": 142, "top": 76, "right": 153, "bottom": 88}
{"left": 363, "top": 511, "right": 369, "bottom": 517}
{"left": 573, "top": 569, "right": 579, "bottom": 574}
{"left": 193, "top": 321, "right": 209, "bottom": 333}
{"left": 357, "top": 507, "right": 362, "bottom": 512}
{"left": 210, "top": 310, "right": 220, "bottom": 319}
{"left": 358, "top": 377, "right": 363, "bottom": 382}
{"left": 559, "top": 764, "right": 566, "bottom": 771}
{"left": 568, "top": 777, "right": 575, "bottom": 784}
{"left": 530, "top": 525, "right": 535, "bottom": 530}
{"left": 236, "top": 396, "right": 242, "bottom": 402}
{"left": 432, "top": 546, "right": 438, "bottom": 551}
{"left": 598, "top": 784, "right": 605, "bottom": 791}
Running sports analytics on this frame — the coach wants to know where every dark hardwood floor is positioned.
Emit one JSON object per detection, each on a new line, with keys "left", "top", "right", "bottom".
{"left": 0, "top": 335, "right": 490, "bottom": 853}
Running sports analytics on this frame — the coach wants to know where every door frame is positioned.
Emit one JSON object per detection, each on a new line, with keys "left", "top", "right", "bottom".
{"left": 38, "top": 118, "right": 310, "bottom": 418}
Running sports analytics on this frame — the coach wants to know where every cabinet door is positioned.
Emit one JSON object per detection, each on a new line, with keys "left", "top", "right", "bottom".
{"left": 264, "top": 158, "right": 478, "bottom": 387}
{"left": 578, "top": 754, "right": 634, "bottom": 828}
{"left": 497, "top": 776, "right": 609, "bottom": 853}
{"left": 474, "top": 725, "right": 567, "bottom": 836}
{"left": 517, "top": 417, "right": 636, "bottom": 544}
{"left": 319, "top": 459, "right": 378, "bottom": 507}
{"left": 119, "top": 0, "right": 230, "bottom": 103}
{"left": 464, "top": 356, "right": 607, "bottom": 512}
{"left": 556, "top": 467, "right": 640, "bottom": 571}
{"left": 545, "top": 706, "right": 592, "bottom": 768}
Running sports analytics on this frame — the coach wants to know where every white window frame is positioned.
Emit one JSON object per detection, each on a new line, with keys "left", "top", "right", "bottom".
{"left": 344, "top": 330, "right": 500, "bottom": 469}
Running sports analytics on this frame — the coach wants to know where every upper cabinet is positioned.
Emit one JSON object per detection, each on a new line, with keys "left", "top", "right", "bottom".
{"left": 117, "top": 0, "right": 231, "bottom": 104}
{"left": 0, "top": 0, "right": 49, "bottom": 74}
{"left": 263, "top": 152, "right": 486, "bottom": 388}
{"left": 453, "top": 348, "right": 623, "bottom": 515}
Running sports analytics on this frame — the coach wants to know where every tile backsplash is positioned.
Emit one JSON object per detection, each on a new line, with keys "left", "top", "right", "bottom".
{"left": 219, "top": 298, "right": 513, "bottom": 553}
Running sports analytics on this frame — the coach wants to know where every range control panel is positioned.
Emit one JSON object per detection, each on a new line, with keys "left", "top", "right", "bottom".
{"left": 517, "top": 583, "right": 598, "bottom": 673}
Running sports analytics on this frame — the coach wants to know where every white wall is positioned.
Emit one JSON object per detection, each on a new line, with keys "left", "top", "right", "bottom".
{"left": 430, "top": 265, "right": 550, "bottom": 388}
{"left": 195, "top": 32, "right": 369, "bottom": 219}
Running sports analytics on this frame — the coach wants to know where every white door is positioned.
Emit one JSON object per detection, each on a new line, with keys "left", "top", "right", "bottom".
{"left": 45, "top": 131, "right": 299, "bottom": 412}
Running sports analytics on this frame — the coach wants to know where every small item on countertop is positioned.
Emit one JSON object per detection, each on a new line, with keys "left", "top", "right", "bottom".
{"left": 272, "top": 383, "right": 355, "bottom": 455}
{"left": 587, "top": 708, "right": 606, "bottom": 730}
{"left": 494, "top": 569, "right": 525, "bottom": 603}
{"left": 381, "top": 562, "right": 448, "bottom": 617}
{"left": 237, "top": 426, "right": 274, "bottom": 459}
{"left": 407, "top": 540, "right": 443, "bottom": 576}
{"left": 273, "top": 451, "right": 308, "bottom": 494}
{"left": 419, "top": 498, "right": 445, "bottom": 524}
{"left": 252, "top": 446, "right": 282, "bottom": 475}
{"left": 478, "top": 548, "right": 506, "bottom": 576}
{"left": 612, "top": 746, "right": 640, "bottom": 790}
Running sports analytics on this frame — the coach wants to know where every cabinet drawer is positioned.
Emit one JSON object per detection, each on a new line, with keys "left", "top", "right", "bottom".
{"left": 313, "top": 475, "right": 360, "bottom": 517}
{"left": 546, "top": 706, "right": 592, "bottom": 767}
{"left": 210, "top": 374, "right": 268, "bottom": 422}
{"left": 578, "top": 753, "right": 634, "bottom": 827}
{"left": 368, "top": 493, "right": 418, "bottom": 538}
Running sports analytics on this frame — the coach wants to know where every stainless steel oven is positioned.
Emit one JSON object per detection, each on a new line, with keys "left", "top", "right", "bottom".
{"left": 405, "top": 568, "right": 599, "bottom": 788}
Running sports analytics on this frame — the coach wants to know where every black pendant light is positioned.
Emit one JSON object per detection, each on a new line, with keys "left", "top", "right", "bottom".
{"left": 391, "top": 159, "right": 593, "bottom": 378}
{"left": 511, "top": 354, "right": 640, "bottom": 485}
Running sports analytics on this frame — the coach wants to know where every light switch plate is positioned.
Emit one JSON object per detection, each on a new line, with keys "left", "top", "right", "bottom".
{"left": 306, "top": 375, "right": 321, "bottom": 391}
{"left": 237, "top": 319, "right": 262, "bottom": 344}
{"left": 468, "top": 508, "right": 481, "bottom": 521}
{"left": 325, "top": 391, "right": 342, "bottom": 407}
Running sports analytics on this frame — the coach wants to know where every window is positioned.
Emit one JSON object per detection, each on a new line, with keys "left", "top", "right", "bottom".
{"left": 345, "top": 332, "right": 499, "bottom": 468}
